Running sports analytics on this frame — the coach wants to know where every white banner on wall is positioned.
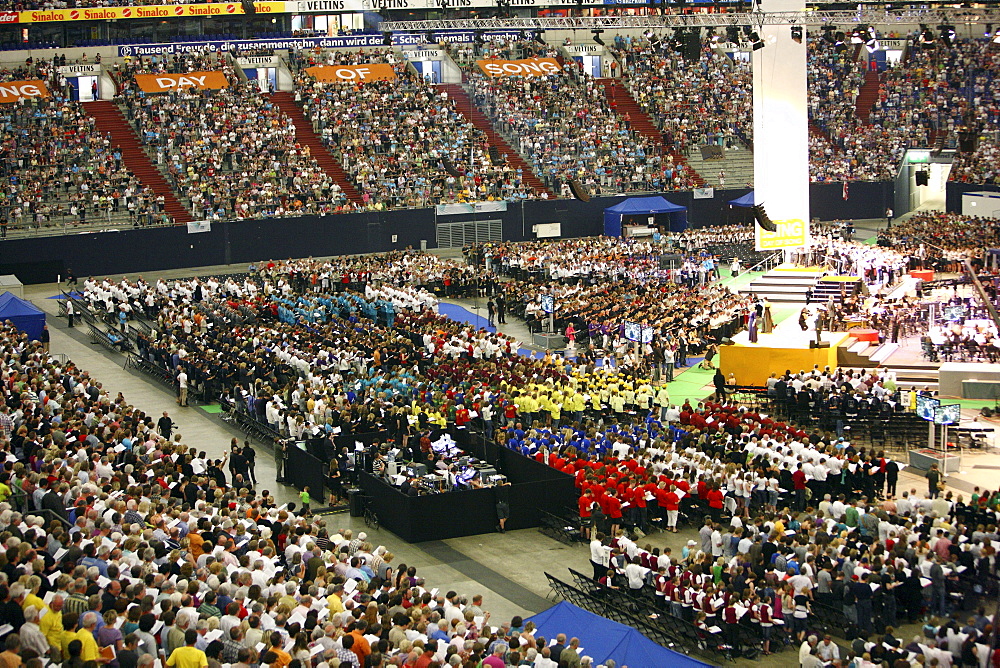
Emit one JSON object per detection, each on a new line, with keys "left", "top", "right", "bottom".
{"left": 187, "top": 220, "right": 212, "bottom": 234}
{"left": 435, "top": 202, "right": 508, "bottom": 216}
{"left": 58, "top": 64, "right": 101, "bottom": 75}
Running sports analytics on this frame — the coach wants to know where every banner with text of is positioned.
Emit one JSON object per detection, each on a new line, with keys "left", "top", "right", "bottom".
{"left": 477, "top": 58, "right": 562, "bottom": 77}
{"left": 134, "top": 71, "right": 229, "bottom": 93}
{"left": 0, "top": 80, "right": 50, "bottom": 103}
{"left": 755, "top": 218, "right": 810, "bottom": 251}
{"left": 304, "top": 64, "right": 396, "bottom": 82}
{"left": 16, "top": 2, "right": 284, "bottom": 24}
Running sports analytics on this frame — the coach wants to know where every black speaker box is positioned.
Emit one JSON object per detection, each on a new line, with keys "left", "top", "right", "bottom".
{"left": 442, "top": 157, "right": 462, "bottom": 178}
{"left": 569, "top": 179, "right": 591, "bottom": 202}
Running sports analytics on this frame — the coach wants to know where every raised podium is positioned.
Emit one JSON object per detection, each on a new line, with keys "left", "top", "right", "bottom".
{"left": 532, "top": 332, "right": 565, "bottom": 349}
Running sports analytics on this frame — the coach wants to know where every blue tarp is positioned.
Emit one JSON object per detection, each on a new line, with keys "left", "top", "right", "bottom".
{"left": 526, "top": 601, "right": 713, "bottom": 668}
{"left": 603, "top": 196, "right": 688, "bottom": 236}
{"left": 728, "top": 191, "right": 755, "bottom": 207}
{"left": 0, "top": 292, "right": 46, "bottom": 340}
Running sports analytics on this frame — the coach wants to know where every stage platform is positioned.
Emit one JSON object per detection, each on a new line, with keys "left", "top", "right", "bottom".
{"left": 720, "top": 330, "right": 851, "bottom": 386}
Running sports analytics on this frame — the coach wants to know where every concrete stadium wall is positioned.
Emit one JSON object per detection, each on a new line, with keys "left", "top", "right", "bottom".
{"left": 1, "top": 182, "right": 893, "bottom": 283}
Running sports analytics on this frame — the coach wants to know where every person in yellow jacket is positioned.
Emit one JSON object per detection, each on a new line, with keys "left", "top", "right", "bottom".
{"left": 635, "top": 382, "right": 654, "bottom": 415}
{"left": 21, "top": 576, "right": 49, "bottom": 617}
{"left": 39, "top": 595, "right": 63, "bottom": 659}
{"left": 655, "top": 385, "right": 671, "bottom": 421}
{"left": 622, "top": 380, "right": 636, "bottom": 411}
{"left": 76, "top": 612, "right": 102, "bottom": 663}
{"left": 609, "top": 390, "right": 626, "bottom": 417}
{"left": 548, "top": 393, "right": 562, "bottom": 428}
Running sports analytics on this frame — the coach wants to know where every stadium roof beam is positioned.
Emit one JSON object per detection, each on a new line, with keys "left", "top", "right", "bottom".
{"left": 380, "top": 10, "right": 1000, "bottom": 31}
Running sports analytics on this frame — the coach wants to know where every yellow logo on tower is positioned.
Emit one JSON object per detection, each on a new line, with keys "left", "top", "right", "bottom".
{"left": 756, "top": 218, "right": 809, "bottom": 250}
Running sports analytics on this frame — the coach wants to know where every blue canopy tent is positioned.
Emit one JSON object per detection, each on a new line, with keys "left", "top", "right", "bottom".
{"left": 526, "top": 601, "right": 713, "bottom": 668}
{"left": 726, "top": 191, "right": 756, "bottom": 225}
{"left": 728, "top": 191, "right": 755, "bottom": 207}
{"left": 0, "top": 292, "right": 45, "bottom": 340}
{"left": 603, "top": 196, "right": 687, "bottom": 237}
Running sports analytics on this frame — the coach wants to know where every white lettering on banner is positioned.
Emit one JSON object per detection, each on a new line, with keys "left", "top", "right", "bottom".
{"left": 0, "top": 83, "right": 44, "bottom": 100}
{"left": 155, "top": 74, "right": 207, "bottom": 89}
{"left": 483, "top": 60, "right": 560, "bottom": 76}
{"left": 116, "top": 31, "right": 524, "bottom": 57}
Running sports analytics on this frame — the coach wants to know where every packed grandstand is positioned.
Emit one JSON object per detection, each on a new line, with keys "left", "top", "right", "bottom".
{"left": 3, "top": 9, "right": 1000, "bottom": 668}
{"left": 1, "top": 27, "right": 999, "bottom": 231}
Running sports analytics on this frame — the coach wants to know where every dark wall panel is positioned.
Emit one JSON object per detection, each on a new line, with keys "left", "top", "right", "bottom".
{"left": 3, "top": 183, "right": 899, "bottom": 284}
{"left": 946, "top": 182, "right": 1000, "bottom": 213}
{"left": 810, "top": 182, "right": 893, "bottom": 221}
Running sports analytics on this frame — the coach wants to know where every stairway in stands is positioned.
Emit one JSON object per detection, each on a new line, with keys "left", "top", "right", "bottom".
{"left": 596, "top": 78, "right": 706, "bottom": 187}
{"left": 269, "top": 92, "right": 364, "bottom": 206}
{"left": 437, "top": 84, "right": 554, "bottom": 198}
{"left": 854, "top": 70, "right": 882, "bottom": 123}
{"left": 85, "top": 101, "right": 192, "bottom": 224}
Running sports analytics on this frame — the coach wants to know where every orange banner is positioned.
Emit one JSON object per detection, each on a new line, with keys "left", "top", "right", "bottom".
{"left": 0, "top": 79, "right": 50, "bottom": 103}
{"left": 304, "top": 64, "right": 396, "bottom": 83}
{"left": 476, "top": 58, "right": 562, "bottom": 77}
{"left": 134, "top": 71, "right": 229, "bottom": 93}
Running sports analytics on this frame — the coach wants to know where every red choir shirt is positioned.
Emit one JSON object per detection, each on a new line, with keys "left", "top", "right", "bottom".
{"left": 605, "top": 495, "right": 623, "bottom": 520}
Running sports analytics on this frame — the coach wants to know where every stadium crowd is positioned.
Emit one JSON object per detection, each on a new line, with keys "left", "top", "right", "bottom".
{"left": 467, "top": 53, "right": 684, "bottom": 195}
{"left": 298, "top": 71, "right": 537, "bottom": 208}
{"left": 611, "top": 33, "right": 752, "bottom": 155}
{"left": 1, "top": 62, "right": 169, "bottom": 231}
{"left": 119, "top": 78, "right": 347, "bottom": 219}
{"left": 103, "top": 252, "right": 1000, "bottom": 666}
{"left": 0, "top": 318, "right": 638, "bottom": 668}
{"left": 878, "top": 212, "right": 1000, "bottom": 257}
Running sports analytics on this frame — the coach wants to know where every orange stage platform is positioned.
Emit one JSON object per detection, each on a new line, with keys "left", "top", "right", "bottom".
{"left": 719, "top": 330, "right": 852, "bottom": 386}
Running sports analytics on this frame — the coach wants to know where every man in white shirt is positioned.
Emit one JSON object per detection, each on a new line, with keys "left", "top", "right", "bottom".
{"left": 177, "top": 369, "right": 188, "bottom": 407}
{"left": 711, "top": 526, "right": 724, "bottom": 558}
{"left": 590, "top": 537, "right": 610, "bottom": 580}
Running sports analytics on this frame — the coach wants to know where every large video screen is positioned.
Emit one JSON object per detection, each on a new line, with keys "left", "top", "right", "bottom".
{"left": 933, "top": 404, "right": 961, "bottom": 426}
{"left": 916, "top": 395, "right": 940, "bottom": 421}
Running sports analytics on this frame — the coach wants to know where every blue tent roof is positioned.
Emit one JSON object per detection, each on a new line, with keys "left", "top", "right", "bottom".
{"left": 728, "top": 191, "right": 755, "bottom": 207}
{"left": 526, "top": 601, "right": 712, "bottom": 668}
{"left": 604, "top": 196, "right": 687, "bottom": 214}
{"left": 0, "top": 292, "right": 44, "bottom": 318}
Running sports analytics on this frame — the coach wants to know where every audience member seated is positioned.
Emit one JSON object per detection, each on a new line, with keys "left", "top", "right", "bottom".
{"left": 1, "top": 65, "right": 168, "bottom": 231}
{"left": 119, "top": 77, "right": 347, "bottom": 220}
{"left": 878, "top": 211, "right": 1000, "bottom": 260}
{"left": 611, "top": 32, "right": 752, "bottom": 157}
{"left": 466, "top": 42, "right": 679, "bottom": 195}
{"left": 299, "top": 70, "right": 537, "bottom": 209}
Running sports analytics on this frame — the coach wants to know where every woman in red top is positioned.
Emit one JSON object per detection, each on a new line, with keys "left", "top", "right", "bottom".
{"left": 665, "top": 485, "right": 681, "bottom": 533}
{"left": 631, "top": 481, "right": 648, "bottom": 534}
{"left": 605, "top": 490, "right": 623, "bottom": 536}
{"left": 706, "top": 483, "right": 724, "bottom": 523}
{"left": 578, "top": 489, "right": 595, "bottom": 541}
